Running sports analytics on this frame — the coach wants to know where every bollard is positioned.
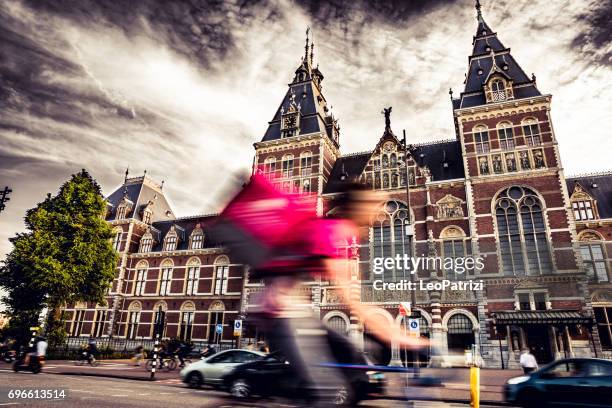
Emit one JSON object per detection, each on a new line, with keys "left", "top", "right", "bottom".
{"left": 470, "top": 366, "right": 480, "bottom": 408}
{"left": 150, "top": 334, "right": 159, "bottom": 380}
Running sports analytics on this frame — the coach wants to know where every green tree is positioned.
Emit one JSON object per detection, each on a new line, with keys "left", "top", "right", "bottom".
{"left": 0, "top": 169, "right": 118, "bottom": 346}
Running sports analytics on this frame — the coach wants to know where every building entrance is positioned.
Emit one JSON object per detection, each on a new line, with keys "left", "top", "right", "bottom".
{"left": 524, "top": 325, "right": 553, "bottom": 363}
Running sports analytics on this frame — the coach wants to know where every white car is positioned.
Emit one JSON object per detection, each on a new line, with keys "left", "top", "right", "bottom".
{"left": 180, "top": 349, "right": 266, "bottom": 388}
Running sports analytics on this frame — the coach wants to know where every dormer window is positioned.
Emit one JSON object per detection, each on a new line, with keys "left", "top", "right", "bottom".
{"left": 140, "top": 232, "right": 153, "bottom": 253}
{"left": 116, "top": 204, "right": 127, "bottom": 219}
{"left": 143, "top": 209, "right": 152, "bottom": 224}
{"left": 491, "top": 79, "right": 506, "bottom": 101}
{"left": 164, "top": 230, "right": 178, "bottom": 251}
{"left": 190, "top": 225, "right": 204, "bottom": 250}
{"left": 573, "top": 201, "right": 595, "bottom": 221}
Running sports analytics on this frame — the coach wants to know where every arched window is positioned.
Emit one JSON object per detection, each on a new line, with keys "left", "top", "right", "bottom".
{"left": 497, "top": 122, "right": 515, "bottom": 150}
{"left": 140, "top": 232, "right": 153, "bottom": 253}
{"left": 326, "top": 315, "right": 348, "bottom": 334}
{"left": 185, "top": 257, "right": 200, "bottom": 295}
{"left": 214, "top": 256, "right": 230, "bottom": 295}
{"left": 579, "top": 232, "right": 609, "bottom": 282}
{"left": 163, "top": 228, "right": 178, "bottom": 251}
{"left": 116, "top": 203, "right": 128, "bottom": 219}
{"left": 282, "top": 154, "right": 294, "bottom": 178}
{"left": 190, "top": 224, "right": 204, "bottom": 250}
{"left": 300, "top": 151, "right": 313, "bottom": 176}
{"left": 126, "top": 301, "right": 142, "bottom": 340}
{"left": 491, "top": 79, "right": 506, "bottom": 101}
{"left": 473, "top": 125, "right": 490, "bottom": 153}
{"left": 495, "top": 186, "right": 552, "bottom": 276}
{"left": 447, "top": 314, "right": 475, "bottom": 353}
{"left": 179, "top": 301, "right": 196, "bottom": 342}
{"left": 159, "top": 259, "right": 173, "bottom": 295}
{"left": 522, "top": 118, "right": 541, "bottom": 146}
{"left": 440, "top": 227, "right": 469, "bottom": 280}
{"left": 372, "top": 200, "right": 411, "bottom": 281}
{"left": 390, "top": 153, "right": 397, "bottom": 168}
{"left": 134, "top": 260, "right": 148, "bottom": 296}
{"left": 382, "top": 155, "right": 389, "bottom": 168}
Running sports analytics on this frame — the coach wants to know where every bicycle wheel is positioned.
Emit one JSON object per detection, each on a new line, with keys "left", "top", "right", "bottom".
{"left": 166, "top": 359, "right": 177, "bottom": 371}
{"left": 90, "top": 357, "right": 100, "bottom": 367}
{"left": 75, "top": 356, "right": 85, "bottom": 366}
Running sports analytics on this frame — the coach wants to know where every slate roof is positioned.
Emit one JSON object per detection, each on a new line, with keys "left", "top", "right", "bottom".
{"left": 453, "top": 11, "right": 541, "bottom": 109}
{"left": 323, "top": 140, "right": 465, "bottom": 194}
{"left": 106, "top": 176, "right": 175, "bottom": 223}
{"left": 261, "top": 41, "right": 339, "bottom": 146}
{"left": 567, "top": 172, "right": 612, "bottom": 219}
{"left": 147, "top": 214, "right": 222, "bottom": 252}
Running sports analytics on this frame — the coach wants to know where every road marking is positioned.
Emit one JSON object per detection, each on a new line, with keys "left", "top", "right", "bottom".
{"left": 110, "top": 394, "right": 128, "bottom": 397}
{"left": 0, "top": 403, "right": 20, "bottom": 406}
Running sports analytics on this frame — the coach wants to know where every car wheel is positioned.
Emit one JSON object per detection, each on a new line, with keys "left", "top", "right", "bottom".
{"left": 186, "top": 372, "right": 203, "bottom": 389}
{"left": 332, "top": 384, "right": 358, "bottom": 406}
{"left": 230, "top": 378, "right": 252, "bottom": 399}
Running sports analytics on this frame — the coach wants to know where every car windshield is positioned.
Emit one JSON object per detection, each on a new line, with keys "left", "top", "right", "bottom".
{"left": 542, "top": 361, "right": 587, "bottom": 378}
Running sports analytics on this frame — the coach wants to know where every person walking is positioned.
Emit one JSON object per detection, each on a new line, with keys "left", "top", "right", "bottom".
{"left": 520, "top": 348, "right": 538, "bottom": 374}
{"left": 132, "top": 345, "right": 144, "bottom": 366}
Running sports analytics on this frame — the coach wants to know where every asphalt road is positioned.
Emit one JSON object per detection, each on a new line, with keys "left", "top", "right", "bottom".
{"left": 0, "top": 369, "right": 514, "bottom": 408}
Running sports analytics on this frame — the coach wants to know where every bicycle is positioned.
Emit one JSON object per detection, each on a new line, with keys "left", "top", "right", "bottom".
{"left": 145, "top": 357, "right": 176, "bottom": 372}
{"left": 75, "top": 351, "right": 99, "bottom": 367}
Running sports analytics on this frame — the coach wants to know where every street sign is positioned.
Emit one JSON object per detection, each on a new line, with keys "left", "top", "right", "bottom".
{"left": 399, "top": 302, "right": 411, "bottom": 316}
{"left": 233, "top": 320, "right": 242, "bottom": 337}
{"left": 408, "top": 318, "right": 420, "bottom": 337}
{"left": 215, "top": 323, "right": 223, "bottom": 334}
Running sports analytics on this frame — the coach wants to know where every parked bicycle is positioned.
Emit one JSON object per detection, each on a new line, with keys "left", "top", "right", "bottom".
{"left": 75, "top": 350, "right": 100, "bottom": 367}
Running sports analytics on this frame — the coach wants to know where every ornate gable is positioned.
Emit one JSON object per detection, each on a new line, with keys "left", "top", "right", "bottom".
{"left": 436, "top": 194, "right": 465, "bottom": 220}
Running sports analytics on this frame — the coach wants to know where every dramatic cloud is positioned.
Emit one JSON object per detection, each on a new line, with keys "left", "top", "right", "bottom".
{"left": 0, "top": 0, "right": 611, "bottom": 265}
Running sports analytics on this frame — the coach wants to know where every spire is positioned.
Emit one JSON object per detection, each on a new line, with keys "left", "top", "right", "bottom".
{"left": 124, "top": 166, "right": 129, "bottom": 183}
{"left": 475, "top": 0, "right": 483, "bottom": 22}
{"left": 310, "top": 38, "right": 314, "bottom": 67}
{"left": 304, "top": 26, "right": 310, "bottom": 64}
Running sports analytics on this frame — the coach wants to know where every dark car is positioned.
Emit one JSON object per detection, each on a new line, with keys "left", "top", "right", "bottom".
{"left": 504, "top": 358, "right": 612, "bottom": 407}
{"left": 222, "top": 353, "right": 386, "bottom": 406}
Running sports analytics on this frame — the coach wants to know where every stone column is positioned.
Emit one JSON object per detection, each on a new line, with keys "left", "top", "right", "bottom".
{"left": 549, "top": 326, "right": 560, "bottom": 360}
{"left": 519, "top": 327, "right": 527, "bottom": 351}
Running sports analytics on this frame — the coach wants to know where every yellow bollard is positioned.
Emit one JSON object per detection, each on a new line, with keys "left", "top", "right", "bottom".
{"left": 470, "top": 366, "right": 480, "bottom": 408}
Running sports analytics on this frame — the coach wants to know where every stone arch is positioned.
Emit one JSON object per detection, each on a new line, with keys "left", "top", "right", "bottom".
{"left": 160, "top": 258, "right": 174, "bottom": 268}
{"left": 323, "top": 311, "right": 350, "bottom": 334}
{"left": 439, "top": 225, "right": 467, "bottom": 239}
{"left": 186, "top": 256, "right": 201, "bottom": 266}
{"left": 153, "top": 300, "right": 168, "bottom": 312}
{"left": 577, "top": 230, "right": 604, "bottom": 241}
{"left": 442, "top": 308, "right": 479, "bottom": 331}
{"left": 135, "top": 260, "right": 149, "bottom": 269}
{"left": 209, "top": 300, "right": 225, "bottom": 311}
{"left": 128, "top": 301, "right": 142, "bottom": 312}
{"left": 180, "top": 301, "right": 196, "bottom": 312}
{"left": 214, "top": 255, "right": 229, "bottom": 265}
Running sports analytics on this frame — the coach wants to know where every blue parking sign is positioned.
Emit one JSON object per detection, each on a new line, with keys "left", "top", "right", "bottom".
{"left": 216, "top": 323, "right": 223, "bottom": 334}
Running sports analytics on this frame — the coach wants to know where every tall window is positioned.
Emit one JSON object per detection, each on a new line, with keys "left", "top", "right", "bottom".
{"left": 300, "top": 152, "right": 312, "bottom": 176}
{"left": 112, "top": 231, "right": 122, "bottom": 251}
{"left": 522, "top": 119, "right": 541, "bottom": 146}
{"left": 573, "top": 201, "right": 595, "bottom": 220}
{"left": 214, "top": 265, "right": 229, "bottom": 295}
{"left": 581, "top": 243, "right": 608, "bottom": 282}
{"left": 190, "top": 228, "right": 204, "bottom": 249}
{"left": 164, "top": 233, "right": 177, "bottom": 251}
{"left": 179, "top": 302, "right": 196, "bottom": 342}
{"left": 134, "top": 267, "right": 147, "bottom": 296}
{"left": 474, "top": 126, "right": 490, "bottom": 153}
{"left": 186, "top": 260, "right": 200, "bottom": 295}
{"left": 127, "top": 311, "right": 140, "bottom": 339}
{"left": 71, "top": 309, "right": 85, "bottom": 336}
{"left": 372, "top": 200, "right": 411, "bottom": 282}
{"left": 159, "top": 263, "right": 172, "bottom": 295}
{"left": 282, "top": 155, "right": 294, "bottom": 178}
{"left": 143, "top": 210, "right": 152, "bottom": 225}
{"left": 495, "top": 186, "right": 552, "bottom": 276}
{"left": 498, "top": 122, "right": 515, "bottom": 150}
{"left": 92, "top": 309, "right": 107, "bottom": 337}
{"left": 447, "top": 314, "right": 475, "bottom": 352}
{"left": 441, "top": 227, "right": 469, "bottom": 280}
{"left": 140, "top": 233, "right": 153, "bottom": 253}
{"left": 594, "top": 307, "right": 612, "bottom": 350}
{"left": 491, "top": 79, "right": 506, "bottom": 101}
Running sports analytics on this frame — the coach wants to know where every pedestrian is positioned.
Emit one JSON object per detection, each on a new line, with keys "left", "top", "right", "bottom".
{"left": 519, "top": 348, "right": 538, "bottom": 374}
{"left": 133, "top": 345, "right": 144, "bottom": 366}
{"left": 36, "top": 336, "right": 48, "bottom": 367}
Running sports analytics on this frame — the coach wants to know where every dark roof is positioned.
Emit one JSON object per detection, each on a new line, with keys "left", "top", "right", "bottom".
{"left": 148, "top": 215, "right": 221, "bottom": 252}
{"left": 412, "top": 140, "right": 465, "bottom": 182}
{"left": 261, "top": 42, "right": 339, "bottom": 146}
{"left": 106, "top": 176, "right": 175, "bottom": 223}
{"left": 453, "top": 14, "right": 541, "bottom": 109}
{"left": 323, "top": 140, "right": 465, "bottom": 194}
{"left": 323, "top": 152, "right": 371, "bottom": 194}
{"left": 567, "top": 172, "right": 612, "bottom": 219}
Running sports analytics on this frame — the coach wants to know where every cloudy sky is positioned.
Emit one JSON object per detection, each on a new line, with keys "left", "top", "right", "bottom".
{"left": 1, "top": 0, "right": 611, "bottom": 261}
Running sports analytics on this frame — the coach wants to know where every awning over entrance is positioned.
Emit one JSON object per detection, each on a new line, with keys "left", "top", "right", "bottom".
{"left": 492, "top": 310, "right": 593, "bottom": 325}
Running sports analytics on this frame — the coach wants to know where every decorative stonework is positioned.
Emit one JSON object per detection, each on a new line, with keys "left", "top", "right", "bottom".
{"left": 591, "top": 290, "right": 612, "bottom": 303}
{"left": 441, "top": 289, "right": 476, "bottom": 302}
{"left": 436, "top": 194, "right": 464, "bottom": 220}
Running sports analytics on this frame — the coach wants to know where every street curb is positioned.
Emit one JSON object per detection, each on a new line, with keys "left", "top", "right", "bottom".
{"left": 50, "top": 371, "right": 169, "bottom": 382}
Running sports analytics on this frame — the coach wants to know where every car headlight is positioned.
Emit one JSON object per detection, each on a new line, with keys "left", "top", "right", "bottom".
{"left": 507, "top": 376, "right": 530, "bottom": 385}
{"left": 366, "top": 371, "right": 385, "bottom": 380}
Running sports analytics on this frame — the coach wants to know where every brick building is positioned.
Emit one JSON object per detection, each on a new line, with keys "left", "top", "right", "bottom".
{"left": 64, "top": 2, "right": 612, "bottom": 365}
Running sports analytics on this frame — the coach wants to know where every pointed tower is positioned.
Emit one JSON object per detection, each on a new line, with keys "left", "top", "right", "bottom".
{"left": 452, "top": 1, "right": 587, "bottom": 368}
{"left": 254, "top": 28, "right": 341, "bottom": 214}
